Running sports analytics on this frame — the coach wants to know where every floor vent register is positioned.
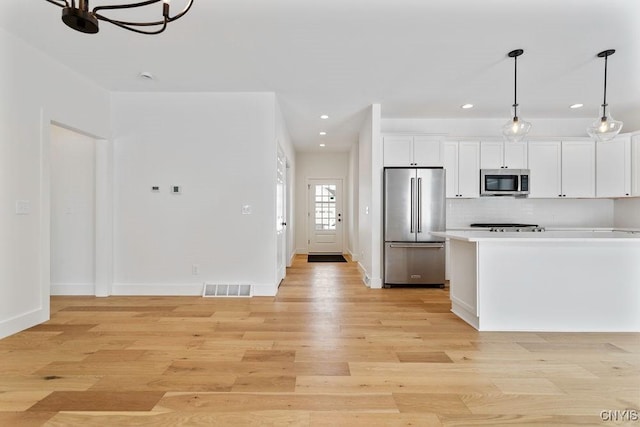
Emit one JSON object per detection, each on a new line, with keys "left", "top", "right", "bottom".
{"left": 202, "top": 283, "right": 253, "bottom": 297}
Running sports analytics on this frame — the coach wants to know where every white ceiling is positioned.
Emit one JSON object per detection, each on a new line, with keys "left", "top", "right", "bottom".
{"left": 2, "top": 0, "right": 639, "bottom": 152}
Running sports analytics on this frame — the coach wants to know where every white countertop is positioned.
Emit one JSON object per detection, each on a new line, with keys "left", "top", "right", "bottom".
{"left": 434, "top": 230, "right": 640, "bottom": 242}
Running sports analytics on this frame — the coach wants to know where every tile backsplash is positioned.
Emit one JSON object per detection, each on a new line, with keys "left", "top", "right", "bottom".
{"left": 447, "top": 198, "right": 615, "bottom": 228}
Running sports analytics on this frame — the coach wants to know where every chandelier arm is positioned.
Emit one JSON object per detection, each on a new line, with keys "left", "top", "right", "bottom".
{"left": 95, "top": 15, "right": 168, "bottom": 34}
{"left": 93, "top": 0, "right": 193, "bottom": 22}
{"left": 44, "top": 0, "right": 69, "bottom": 8}
{"left": 93, "top": 0, "right": 162, "bottom": 14}
{"left": 94, "top": 13, "right": 166, "bottom": 27}
{"left": 167, "top": 0, "right": 194, "bottom": 22}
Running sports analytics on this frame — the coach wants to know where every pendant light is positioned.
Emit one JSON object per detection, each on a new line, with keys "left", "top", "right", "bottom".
{"left": 587, "top": 49, "right": 623, "bottom": 142}
{"left": 502, "top": 49, "right": 532, "bottom": 142}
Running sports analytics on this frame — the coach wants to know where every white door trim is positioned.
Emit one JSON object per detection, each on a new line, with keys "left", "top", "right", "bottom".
{"left": 306, "top": 177, "right": 345, "bottom": 254}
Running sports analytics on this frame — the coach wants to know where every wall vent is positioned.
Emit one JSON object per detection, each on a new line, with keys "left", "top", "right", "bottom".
{"left": 202, "top": 283, "right": 252, "bottom": 298}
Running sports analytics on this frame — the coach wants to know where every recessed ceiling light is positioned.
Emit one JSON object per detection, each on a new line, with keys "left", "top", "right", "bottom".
{"left": 320, "top": 115, "right": 329, "bottom": 119}
{"left": 570, "top": 103, "right": 584, "bottom": 109}
{"left": 461, "top": 104, "right": 474, "bottom": 109}
{"left": 139, "top": 71, "right": 155, "bottom": 80}
{"left": 319, "top": 143, "right": 326, "bottom": 147}
{"left": 319, "top": 131, "right": 327, "bottom": 136}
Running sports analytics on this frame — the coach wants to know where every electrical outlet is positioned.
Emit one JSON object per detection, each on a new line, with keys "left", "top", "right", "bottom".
{"left": 192, "top": 264, "right": 199, "bottom": 275}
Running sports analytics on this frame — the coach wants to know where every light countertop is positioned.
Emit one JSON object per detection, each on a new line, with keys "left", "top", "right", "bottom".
{"left": 433, "top": 230, "right": 640, "bottom": 242}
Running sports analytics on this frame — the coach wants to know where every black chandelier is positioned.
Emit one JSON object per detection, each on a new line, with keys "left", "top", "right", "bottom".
{"left": 44, "top": 0, "right": 194, "bottom": 35}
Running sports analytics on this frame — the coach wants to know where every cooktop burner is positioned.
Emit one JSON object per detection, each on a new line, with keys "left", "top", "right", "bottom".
{"left": 470, "top": 223, "right": 545, "bottom": 232}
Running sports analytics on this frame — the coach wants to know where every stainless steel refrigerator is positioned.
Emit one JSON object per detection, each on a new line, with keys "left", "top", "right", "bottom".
{"left": 384, "top": 167, "right": 446, "bottom": 287}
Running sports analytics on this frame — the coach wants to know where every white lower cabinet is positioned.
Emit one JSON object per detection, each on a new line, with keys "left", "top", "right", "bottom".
{"left": 444, "top": 141, "right": 480, "bottom": 198}
{"left": 528, "top": 140, "right": 595, "bottom": 198}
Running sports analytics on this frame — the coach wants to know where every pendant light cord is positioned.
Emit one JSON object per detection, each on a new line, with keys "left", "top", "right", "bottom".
{"left": 513, "top": 53, "right": 519, "bottom": 120}
{"left": 602, "top": 53, "right": 608, "bottom": 120}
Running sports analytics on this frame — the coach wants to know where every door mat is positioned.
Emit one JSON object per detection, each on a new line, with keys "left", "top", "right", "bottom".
{"left": 307, "top": 254, "right": 347, "bottom": 263}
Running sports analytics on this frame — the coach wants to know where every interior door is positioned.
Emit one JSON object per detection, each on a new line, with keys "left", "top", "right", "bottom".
{"left": 308, "top": 179, "right": 343, "bottom": 254}
{"left": 276, "top": 146, "right": 287, "bottom": 285}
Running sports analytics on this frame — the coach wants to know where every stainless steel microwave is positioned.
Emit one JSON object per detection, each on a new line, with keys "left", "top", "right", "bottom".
{"left": 480, "top": 169, "right": 529, "bottom": 197}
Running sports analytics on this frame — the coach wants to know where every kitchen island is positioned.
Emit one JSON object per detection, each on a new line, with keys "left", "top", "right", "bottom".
{"left": 433, "top": 230, "right": 640, "bottom": 332}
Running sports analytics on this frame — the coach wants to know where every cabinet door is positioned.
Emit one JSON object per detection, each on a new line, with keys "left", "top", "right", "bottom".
{"left": 443, "top": 142, "right": 459, "bottom": 198}
{"left": 413, "top": 136, "right": 444, "bottom": 166}
{"left": 383, "top": 136, "right": 413, "bottom": 166}
{"left": 504, "top": 141, "right": 528, "bottom": 169}
{"left": 480, "top": 142, "right": 504, "bottom": 169}
{"left": 528, "top": 141, "right": 562, "bottom": 198}
{"left": 562, "top": 140, "right": 595, "bottom": 198}
{"left": 457, "top": 142, "right": 480, "bottom": 198}
{"left": 596, "top": 136, "right": 631, "bottom": 197}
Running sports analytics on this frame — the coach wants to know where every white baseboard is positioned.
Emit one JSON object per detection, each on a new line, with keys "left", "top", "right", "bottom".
{"left": 110, "top": 282, "right": 278, "bottom": 297}
{"left": 347, "top": 249, "right": 359, "bottom": 262}
{"left": 51, "top": 282, "right": 94, "bottom": 296}
{"left": 288, "top": 251, "right": 296, "bottom": 267}
{"left": 0, "top": 307, "right": 49, "bottom": 340}
{"left": 369, "top": 277, "right": 383, "bottom": 289}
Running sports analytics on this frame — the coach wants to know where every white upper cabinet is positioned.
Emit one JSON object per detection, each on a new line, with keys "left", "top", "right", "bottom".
{"left": 528, "top": 141, "right": 562, "bottom": 198}
{"left": 528, "top": 140, "right": 595, "bottom": 198}
{"left": 383, "top": 135, "right": 443, "bottom": 166}
{"left": 562, "top": 140, "right": 596, "bottom": 198}
{"left": 444, "top": 141, "right": 480, "bottom": 198}
{"left": 480, "top": 141, "right": 528, "bottom": 169}
{"left": 596, "top": 135, "right": 631, "bottom": 198}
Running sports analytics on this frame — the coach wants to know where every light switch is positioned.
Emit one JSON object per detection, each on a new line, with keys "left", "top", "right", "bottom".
{"left": 241, "top": 204, "right": 252, "bottom": 215}
{"left": 16, "top": 200, "right": 31, "bottom": 215}
{"left": 171, "top": 185, "right": 182, "bottom": 194}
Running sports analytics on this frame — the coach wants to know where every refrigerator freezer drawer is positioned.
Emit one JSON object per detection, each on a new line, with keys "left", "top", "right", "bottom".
{"left": 384, "top": 242, "right": 445, "bottom": 285}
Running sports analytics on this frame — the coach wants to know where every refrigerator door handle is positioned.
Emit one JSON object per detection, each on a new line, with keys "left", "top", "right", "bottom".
{"left": 410, "top": 177, "right": 415, "bottom": 233}
{"left": 389, "top": 243, "right": 445, "bottom": 249}
{"left": 417, "top": 177, "right": 422, "bottom": 233}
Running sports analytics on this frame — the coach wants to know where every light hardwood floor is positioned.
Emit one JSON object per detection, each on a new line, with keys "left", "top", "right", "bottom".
{"left": 1, "top": 254, "right": 638, "bottom": 426}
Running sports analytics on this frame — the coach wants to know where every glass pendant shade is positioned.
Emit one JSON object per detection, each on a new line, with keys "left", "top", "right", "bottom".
{"left": 502, "top": 113, "right": 532, "bottom": 142}
{"left": 587, "top": 107, "right": 623, "bottom": 142}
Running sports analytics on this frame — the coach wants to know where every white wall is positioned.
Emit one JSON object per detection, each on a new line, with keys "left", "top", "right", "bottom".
{"left": 294, "top": 152, "right": 349, "bottom": 253}
{"left": 614, "top": 198, "right": 640, "bottom": 229}
{"left": 50, "top": 125, "right": 96, "bottom": 295}
{"left": 358, "top": 104, "right": 383, "bottom": 288}
{"left": 447, "top": 198, "right": 615, "bottom": 228}
{"left": 0, "top": 27, "right": 110, "bottom": 339}
{"left": 111, "top": 92, "right": 283, "bottom": 296}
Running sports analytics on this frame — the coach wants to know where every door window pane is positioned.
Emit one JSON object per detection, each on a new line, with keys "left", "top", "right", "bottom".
{"left": 314, "top": 184, "right": 336, "bottom": 230}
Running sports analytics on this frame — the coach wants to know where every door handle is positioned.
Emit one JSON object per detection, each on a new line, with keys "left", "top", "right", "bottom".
{"left": 410, "top": 177, "right": 415, "bottom": 233}
{"left": 417, "top": 177, "right": 422, "bottom": 233}
{"left": 389, "top": 244, "right": 444, "bottom": 249}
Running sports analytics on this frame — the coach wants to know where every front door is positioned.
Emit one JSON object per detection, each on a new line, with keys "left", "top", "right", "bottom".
{"left": 308, "top": 179, "right": 343, "bottom": 254}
